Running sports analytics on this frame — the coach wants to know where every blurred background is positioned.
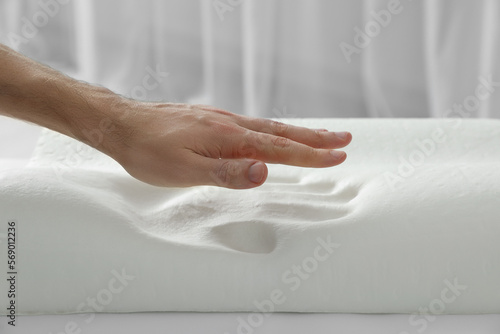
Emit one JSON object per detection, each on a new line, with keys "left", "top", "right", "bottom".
{"left": 0, "top": 0, "right": 499, "bottom": 118}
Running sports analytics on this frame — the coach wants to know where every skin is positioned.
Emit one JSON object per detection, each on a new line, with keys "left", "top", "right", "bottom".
{"left": 0, "top": 43, "right": 352, "bottom": 189}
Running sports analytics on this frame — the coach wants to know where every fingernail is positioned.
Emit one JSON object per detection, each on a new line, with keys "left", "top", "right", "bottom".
{"left": 330, "top": 150, "right": 346, "bottom": 160}
{"left": 248, "top": 162, "right": 265, "bottom": 184}
{"left": 334, "top": 132, "right": 349, "bottom": 140}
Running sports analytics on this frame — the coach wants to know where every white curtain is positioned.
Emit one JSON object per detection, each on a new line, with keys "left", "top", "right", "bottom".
{"left": 1, "top": 0, "right": 499, "bottom": 118}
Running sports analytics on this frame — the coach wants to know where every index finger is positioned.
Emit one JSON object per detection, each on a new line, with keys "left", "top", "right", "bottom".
{"left": 227, "top": 131, "right": 347, "bottom": 168}
{"left": 235, "top": 117, "right": 352, "bottom": 149}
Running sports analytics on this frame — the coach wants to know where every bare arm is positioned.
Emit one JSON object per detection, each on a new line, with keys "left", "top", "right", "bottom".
{"left": 0, "top": 43, "right": 126, "bottom": 154}
{"left": 0, "top": 43, "right": 352, "bottom": 189}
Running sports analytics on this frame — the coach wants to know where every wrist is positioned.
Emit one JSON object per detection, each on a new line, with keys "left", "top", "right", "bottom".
{"left": 63, "top": 85, "right": 135, "bottom": 159}
{"left": 0, "top": 44, "right": 135, "bottom": 160}
{"left": 29, "top": 72, "right": 134, "bottom": 159}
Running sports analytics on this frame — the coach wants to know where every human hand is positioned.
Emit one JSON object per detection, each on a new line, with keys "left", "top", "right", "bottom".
{"left": 0, "top": 43, "right": 350, "bottom": 189}
{"left": 109, "top": 101, "right": 352, "bottom": 189}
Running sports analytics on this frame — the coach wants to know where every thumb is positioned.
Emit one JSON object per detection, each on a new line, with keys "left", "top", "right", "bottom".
{"left": 194, "top": 157, "right": 268, "bottom": 189}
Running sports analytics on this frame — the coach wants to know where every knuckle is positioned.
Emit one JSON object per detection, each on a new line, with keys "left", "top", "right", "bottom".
{"left": 272, "top": 136, "right": 291, "bottom": 149}
{"left": 213, "top": 161, "right": 240, "bottom": 186}
{"left": 207, "top": 119, "right": 240, "bottom": 135}
{"left": 310, "top": 148, "right": 325, "bottom": 166}
{"left": 231, "top": 130, "right": 259, "bottom": 159}
{"left": 213, "top": 161, "right": 231, "bottom": 185}
{"left": 312, "top": 130, "right": 325, "bottom": 147}
{"left": 270, "top": 121, "right": 289, "bottom": 136}
{"left": 244, "top": 130, "right": 262, "bottom": 147}
{"left": 233, "top": 140, "right": 257, "bottom": 159}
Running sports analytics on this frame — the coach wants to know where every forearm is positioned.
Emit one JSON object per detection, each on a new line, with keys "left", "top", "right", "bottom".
{"left": 0, "top": 43, "right": 128, "bottom": 155}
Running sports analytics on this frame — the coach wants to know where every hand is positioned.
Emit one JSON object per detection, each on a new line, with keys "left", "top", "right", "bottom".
{"left": 0, "top": 43, "right": 351, "bottom": 190}
{"left": 109, "top": 101, "right": 352, "bottom": 189}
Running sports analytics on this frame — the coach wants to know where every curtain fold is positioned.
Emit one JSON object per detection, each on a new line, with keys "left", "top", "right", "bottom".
{"left": 0, "top": 0, "right": 499, "bottom": 118}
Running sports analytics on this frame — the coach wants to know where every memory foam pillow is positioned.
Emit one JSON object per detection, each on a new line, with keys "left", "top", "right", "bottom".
{"left": 1, "top": 118, "right": 500, "bottom": 315}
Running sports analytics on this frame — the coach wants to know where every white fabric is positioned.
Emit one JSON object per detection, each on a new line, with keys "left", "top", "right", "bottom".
{"left": 0, "top": 0, "right": 499, "bottom": 118}
{"left": 1, "top": 118, "right": 500, "bottom": 315}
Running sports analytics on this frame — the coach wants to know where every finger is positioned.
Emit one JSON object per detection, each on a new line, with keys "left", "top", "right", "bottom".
{"left": 235, "top": 117, "right": 352, "bottom": 149}
{"left": 187, "top": 154, "right": 269, "bottom": 189}
{"left": 230, "top": 131, "right": 347, "bottom": 168}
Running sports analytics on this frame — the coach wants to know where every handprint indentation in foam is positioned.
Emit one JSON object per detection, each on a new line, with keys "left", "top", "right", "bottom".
{"left": 111, "top": 172, "right": 360, "bottom": 254}
{"left": 205, "top": 177, "right": 360, "bottom": 254}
